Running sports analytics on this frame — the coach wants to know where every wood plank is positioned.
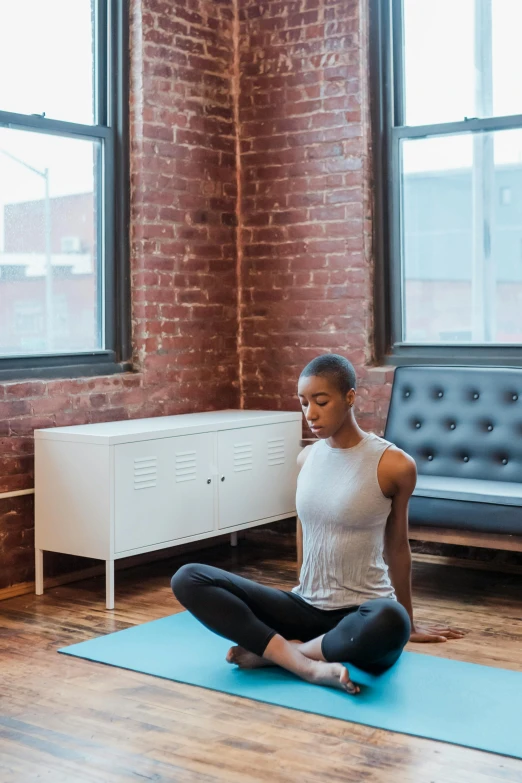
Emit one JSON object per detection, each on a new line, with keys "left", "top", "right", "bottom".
{"left": 0, "top": 535, "right": 521, "bottom": 782}
{"left": 408, "top": 525, "right": 522, "bottom": 551}
{"left": 412, "top": 552, "right": 522, "bottom": 576}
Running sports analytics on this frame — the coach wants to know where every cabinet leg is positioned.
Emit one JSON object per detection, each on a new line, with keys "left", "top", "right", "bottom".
{"left": 106, "top": 560, "right": 115, "bottom": 610}
{"left": 35, "top": 549, "right": 44, "bottom": 595}
{"left": 230, "top": 532, "right": 238, "bottom": 547}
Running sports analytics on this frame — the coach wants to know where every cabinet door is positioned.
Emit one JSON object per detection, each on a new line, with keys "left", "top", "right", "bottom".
{"left": 114, "top": 433, "right": 215, "bottom": 553}
{"left": 217, "top": 422, "right": 299, "bottom": 529}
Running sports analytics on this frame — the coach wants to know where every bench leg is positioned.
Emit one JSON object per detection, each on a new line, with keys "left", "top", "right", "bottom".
{"left": 35, "top": 549, "right": 44, "bottom": 595}
{"left": 106, "top": 559, "right": 115, "bottom": 610}
{"left": 230, "top": 532, "right": 238, "bottom": 547}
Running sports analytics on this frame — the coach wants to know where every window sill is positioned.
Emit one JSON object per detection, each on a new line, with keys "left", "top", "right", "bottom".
{"left": 0, "top": 352, "right": 133, "bottom": 382}
{"left": 383, "top": 344, "right": 522, "bottom": 368}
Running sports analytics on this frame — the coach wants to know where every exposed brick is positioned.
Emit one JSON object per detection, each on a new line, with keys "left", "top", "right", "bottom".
{"left": 237, "top": 0, "right": 387, "bottom": 441}
{"left": 0, "top": 401, "right": 32, "bottom": 419}
{"left": 5, "top": 382, "right": 46, "bottom": 399}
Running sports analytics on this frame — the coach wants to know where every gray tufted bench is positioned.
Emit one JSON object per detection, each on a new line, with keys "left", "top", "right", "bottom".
{"left": 384, "top": 366, "right": 522, "bottom": 552}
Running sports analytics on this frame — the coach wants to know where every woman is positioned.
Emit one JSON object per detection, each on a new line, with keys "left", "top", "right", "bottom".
{"left": 171, "top": 354, "right": 464, "bottom": 694}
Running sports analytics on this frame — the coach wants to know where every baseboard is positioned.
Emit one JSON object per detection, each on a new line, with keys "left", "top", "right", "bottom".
{"left": 0, "top": 566, "right": 104, "bottom": 601}
{"left": 0, "top": 532, "right": 236, "bottom": 603}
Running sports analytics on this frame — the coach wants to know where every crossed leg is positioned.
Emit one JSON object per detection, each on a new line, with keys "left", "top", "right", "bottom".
{"left": 171, "top": 563, "right": 410, "bottom": 694}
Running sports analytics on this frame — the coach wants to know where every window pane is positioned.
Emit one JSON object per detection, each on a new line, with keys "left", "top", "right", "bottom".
{"left": 403, "top": 0, "right": 522, "bottom": 126}
{"left": 0, "top": 128, "right": 102, "bottom": 357}
{"left": 0, "top": 0, "right": 95, "bottom": 125}
{"left": 401, "top": 129, "right": 522, "bottom": 344}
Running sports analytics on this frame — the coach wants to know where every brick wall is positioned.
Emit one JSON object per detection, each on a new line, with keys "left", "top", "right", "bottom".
{"left": 130, "top": 0, "right": 239, "bottom": 400}
{"left": 0, "top": 0, "right": 396, "bottom": 593}
{"left": 0, "top": 0, "right": 240, "bottom": 590}
{"left": 237, "top": 0, "right": 393, "bottom": 431}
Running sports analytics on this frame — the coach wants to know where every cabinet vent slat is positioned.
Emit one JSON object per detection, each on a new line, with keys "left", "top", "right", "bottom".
{"left": 268, "top": 437, "right": 285, "bottom": 466}
{"left": 233, "top": 442, "right": 253, "bottom": 472}
{"left": 134, "top": 480, "right": 157, "bottom": 490}
{"left": 134, "top": 456, "right": 158, "bottom": 490}
{"left": 176, "top": 450, "right": 197, "bottom": 483}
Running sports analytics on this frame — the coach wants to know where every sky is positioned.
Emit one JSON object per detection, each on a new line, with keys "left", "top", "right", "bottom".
{"left": 403, "top": 0, "right": 522, "bottom": 171}
{"left": 0, "top": 0, "right": 94, "bottom": 125}
{"left": 404, "top": 0, "right": 522, "bottom": 126}
{"left": 0, "top": 0, "right": 95, "bottom": 248}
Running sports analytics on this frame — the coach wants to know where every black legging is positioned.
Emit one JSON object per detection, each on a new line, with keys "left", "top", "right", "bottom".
{"left": 171, "top": 563, "right": 411, "bottom": 674}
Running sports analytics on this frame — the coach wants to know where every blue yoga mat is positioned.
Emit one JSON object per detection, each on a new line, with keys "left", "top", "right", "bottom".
{"left": 60, "top": 611, "right": 522, "bottom": 759}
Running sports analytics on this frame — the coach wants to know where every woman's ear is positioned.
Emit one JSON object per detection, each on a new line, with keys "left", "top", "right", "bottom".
{"left": 346, "top": 388, "right": 356, "bottom": 408}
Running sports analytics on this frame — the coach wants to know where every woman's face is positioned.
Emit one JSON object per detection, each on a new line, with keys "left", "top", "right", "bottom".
{"left": 297, "top": 374, "right": 355, "bottom": 439}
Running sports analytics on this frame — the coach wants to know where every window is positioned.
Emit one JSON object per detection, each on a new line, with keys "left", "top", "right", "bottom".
{"left": 372, "top": 0, "right": 522, "bottom": 365}
{"left": 0, "top": 0, "right": 130, "bottom": 380}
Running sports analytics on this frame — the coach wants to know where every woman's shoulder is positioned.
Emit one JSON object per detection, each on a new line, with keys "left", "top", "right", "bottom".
{"left": 378, "top": 442, "right": 417, "bottom": 490}
{"left": 365, "top": 432, "right": 394, "bottom": 453}
{"left": 296, "top": 441, "right": 320, "bottom": 471}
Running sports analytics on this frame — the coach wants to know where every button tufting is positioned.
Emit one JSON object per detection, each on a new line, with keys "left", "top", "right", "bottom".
{"left": 427, "top": 455, "right": 434, "bottom": 461}
{"left": 437, "top": 391, "right": 443, "bottom": 398}
{"left": 513, "top": 394, "right": 519, "bottom": 401}
{"left": 463, "top": 456, "right": 469, "bottom": 462}
{"left": 449, "top": 423, "right": 456, "bottom": 430}
{"left": 404, "top": 391, "right": 410, "bottom": 398}
{"left": 473, "top": 392, "right": 479, "bottom": 400}
{"left": 487, "top": 424, "right": 493, "bottom": 432}
{"left": 502, "top": 458, "right": 508, "bottom": 465}
{"left": 415, "top": 422, "right": 421, "bottom": 429}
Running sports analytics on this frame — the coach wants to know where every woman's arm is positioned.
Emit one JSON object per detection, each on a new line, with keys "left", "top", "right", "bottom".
{"left": 383, "top": 454, "right": 416, "bottom": 626}
{"left": 296, "top": 516, "right": 303, "bottom": 580}
{"left": 295, "top": 445, "right": 313, "bottom": 582}
{"left": 383, "top": 449, "right": 465, "bottom": 643}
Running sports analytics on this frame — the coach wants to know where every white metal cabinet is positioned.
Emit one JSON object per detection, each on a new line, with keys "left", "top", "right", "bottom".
{"left": 114, "top": 433, "right": 215, "bottom": 553}
{"left": 217, "top": 422, "right": 299, "bottom": 529}
{"left": 34, "top": 409, "right": 302, "bottom": 609}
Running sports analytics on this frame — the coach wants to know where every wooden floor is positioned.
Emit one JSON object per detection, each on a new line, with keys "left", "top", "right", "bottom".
{"left": 1, "top": 535, "right": 522, "bottom": 783}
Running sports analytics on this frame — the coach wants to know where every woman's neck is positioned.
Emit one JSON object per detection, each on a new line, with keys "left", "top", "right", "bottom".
{"left": 326, "top": 416, "right": 367, "bottom": 449}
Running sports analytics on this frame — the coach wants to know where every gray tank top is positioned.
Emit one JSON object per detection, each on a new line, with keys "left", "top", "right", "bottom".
{"left": 292, "top": 432, "right": 396, "bottom": 610}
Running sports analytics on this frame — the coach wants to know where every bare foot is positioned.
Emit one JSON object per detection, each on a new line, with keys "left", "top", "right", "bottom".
{"left": 226, "top": 640, "right": 303, "bottom": 669}
{"left": 226, "top": 645, "right": 273, "bottom": 669}
{"left": 226, "top": 646, "right": 359, "bottom": 694}
{"left": 309, "top": 660, "right": 360, "bottom": 695}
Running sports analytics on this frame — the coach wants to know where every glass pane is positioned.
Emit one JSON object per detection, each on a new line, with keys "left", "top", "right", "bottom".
{"left": 401, "top": 129, "right": 522, "bottom": 344}
{"left": 0, "top": 128, "right": 102, "bottom": 357}
{"left": 0, "top": 0, "right": 95, "bottom": 125}
{"left": 403, "top": 0, "right": 522, "bottom": 125}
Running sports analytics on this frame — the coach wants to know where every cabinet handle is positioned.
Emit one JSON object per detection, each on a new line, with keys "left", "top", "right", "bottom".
{"left": 221, "top": 476, "right": 225, "bottom": 482}
{"left": 207, "top": 478, "right": 211, "bottom": 484}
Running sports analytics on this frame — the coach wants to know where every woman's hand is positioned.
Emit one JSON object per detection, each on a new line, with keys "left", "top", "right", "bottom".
{"left": 410, "top": 624, "right": 466, "bottom": 643}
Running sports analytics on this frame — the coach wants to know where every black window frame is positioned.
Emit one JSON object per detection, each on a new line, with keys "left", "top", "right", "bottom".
{"left": 371, "top": 0, "right": 522, "bottom": 367}
{"left": 0, "top": 0, "right": 131, "bottom": 381}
